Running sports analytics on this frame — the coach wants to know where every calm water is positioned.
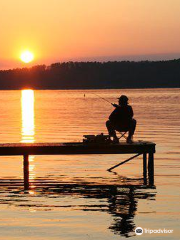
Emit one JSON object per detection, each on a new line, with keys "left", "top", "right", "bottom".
{"left": 0, "top": 89, "right": 179, "bottom": 239}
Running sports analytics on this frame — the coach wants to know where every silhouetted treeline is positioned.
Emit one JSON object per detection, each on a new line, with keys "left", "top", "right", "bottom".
{"left": 0, "top": 59, "right": 180, "bottom": 89}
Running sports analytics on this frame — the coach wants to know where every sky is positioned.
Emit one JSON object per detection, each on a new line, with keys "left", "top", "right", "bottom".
{"left": 1, "top": 0, "right": 180, "bottom": 69}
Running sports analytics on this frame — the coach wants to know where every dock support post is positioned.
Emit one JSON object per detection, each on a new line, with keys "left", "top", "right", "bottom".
{"left": 23, "top": 154, "right": 29, "bottom": 190}
{"left": 143, "top": 153, "right": 147, "bottom": 184}
{"left": 148, "top": 153, "right": 154, "bottom": 186}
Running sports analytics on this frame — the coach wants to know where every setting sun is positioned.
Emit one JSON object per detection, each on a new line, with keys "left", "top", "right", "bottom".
{"left": 20, "top": 51, "right": 34, "bottom": 63}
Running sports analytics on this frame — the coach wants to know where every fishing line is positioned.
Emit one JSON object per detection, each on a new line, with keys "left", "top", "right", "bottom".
{"left": 92, "top": 93, "right": 112, "bottom": 105}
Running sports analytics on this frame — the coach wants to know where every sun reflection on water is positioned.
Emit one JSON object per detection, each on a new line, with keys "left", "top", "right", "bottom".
{"left": 21, "top": 89, "right": 35, "bottom": 143}
{"left": 21, "top": 89, "right": 36, "bottom": 181}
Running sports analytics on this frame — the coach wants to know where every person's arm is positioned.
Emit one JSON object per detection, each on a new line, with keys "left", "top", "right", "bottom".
{"left": 112, "top": 103, "right": 119, "bottom": 108}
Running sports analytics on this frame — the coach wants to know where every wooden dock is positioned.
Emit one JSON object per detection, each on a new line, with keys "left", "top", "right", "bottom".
{"left": 0, "top": 141, "right": 156, "bottom": 189}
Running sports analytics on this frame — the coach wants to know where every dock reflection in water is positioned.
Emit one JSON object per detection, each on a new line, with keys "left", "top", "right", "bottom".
{"left": 0, "top": 179, "right": 156, "bottom": 238}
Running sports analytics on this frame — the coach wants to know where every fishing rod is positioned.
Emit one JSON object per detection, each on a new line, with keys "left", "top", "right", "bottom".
{"left": 93, "top": 93, "right": 113, "bottom": 105}
{"left": 93, "top": 93, "right": 120, "bottom": 108}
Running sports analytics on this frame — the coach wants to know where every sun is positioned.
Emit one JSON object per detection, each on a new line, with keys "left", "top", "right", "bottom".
{"left": 20, "top": 51, "right": 34, "bottom": 63}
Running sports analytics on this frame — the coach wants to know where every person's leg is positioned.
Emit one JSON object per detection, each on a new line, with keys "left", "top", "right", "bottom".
{"left": 127, "top": 119, "right": 137, "bottom": 143}
{"left": 106, "top": 120, "right": 119, "bottom": 142}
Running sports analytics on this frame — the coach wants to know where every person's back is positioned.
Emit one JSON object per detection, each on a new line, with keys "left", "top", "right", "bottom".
{"left": 109, "top": 104, "right": 133, "bottom": 129}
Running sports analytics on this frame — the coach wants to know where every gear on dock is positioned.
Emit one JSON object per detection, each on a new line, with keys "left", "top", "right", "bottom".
{"left": 83, "top": 133, "right": 111, "bottom": 144}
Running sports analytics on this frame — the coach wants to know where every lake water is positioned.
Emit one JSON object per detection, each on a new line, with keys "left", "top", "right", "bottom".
{"left": 0, "top": 88, "right": 179, "bottom": 239}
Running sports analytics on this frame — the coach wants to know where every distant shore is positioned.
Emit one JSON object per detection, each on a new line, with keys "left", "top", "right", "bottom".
{"left": 0, "top": 59, "right": 180, "bottom": 90}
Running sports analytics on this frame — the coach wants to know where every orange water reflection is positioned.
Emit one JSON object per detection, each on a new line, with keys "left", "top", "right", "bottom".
{"left": 21, "top": 89, "right": 36, "bottom": 181}
{"left": 21, "top": 89, "right": 35, "bottom": 143}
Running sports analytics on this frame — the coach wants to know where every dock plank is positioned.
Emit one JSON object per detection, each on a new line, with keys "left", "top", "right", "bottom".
{"left": 0, "top": 141, "right": 155, "bottom": 156}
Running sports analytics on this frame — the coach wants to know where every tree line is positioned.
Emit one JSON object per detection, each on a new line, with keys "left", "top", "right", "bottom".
{"left": 0, "top": 59, "right": 180, "bottom": 89}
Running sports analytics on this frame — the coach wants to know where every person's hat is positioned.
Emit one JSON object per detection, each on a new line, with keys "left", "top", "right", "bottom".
{"left": 117, "top": 95, "right": 129, "bottom": 102}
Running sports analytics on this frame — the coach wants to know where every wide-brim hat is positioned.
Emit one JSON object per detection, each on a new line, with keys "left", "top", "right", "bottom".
{"left": 117, "top": 95, "right": 129, "bottom": 102}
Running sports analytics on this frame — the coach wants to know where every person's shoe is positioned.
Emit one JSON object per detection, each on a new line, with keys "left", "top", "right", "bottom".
{"left": 126, "top": 137, "right": 133, "bottom": 144}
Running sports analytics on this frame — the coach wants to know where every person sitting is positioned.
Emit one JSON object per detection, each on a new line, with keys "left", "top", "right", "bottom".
{"left": 106, "top": 95, "right": 136, "bottom": 143}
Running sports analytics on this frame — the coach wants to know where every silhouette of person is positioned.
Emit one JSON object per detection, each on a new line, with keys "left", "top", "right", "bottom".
{"left": 106, "top": 95, "right": 136, "bottom": 143}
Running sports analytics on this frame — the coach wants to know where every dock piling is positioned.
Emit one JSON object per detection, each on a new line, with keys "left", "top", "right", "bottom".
{"left": 143, "top": 153, "right": 147, "bottom": 176}
{"left": 148, "top": 153, "right": 154, "bottom": 185}
{"left": 23, "top": 154, "right": 29, "bottom": 190}
{"left": 143, "top": 153, "right": 147, "bottom": 184}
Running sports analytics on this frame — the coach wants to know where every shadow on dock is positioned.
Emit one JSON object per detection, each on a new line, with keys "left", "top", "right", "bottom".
{"left": 0, "top": 178, "right": 156, "bottom": 238}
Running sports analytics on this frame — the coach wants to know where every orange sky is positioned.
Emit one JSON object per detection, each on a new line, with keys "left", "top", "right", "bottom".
{"left": 1, "top": 0, "right": 180, "bottom": 69}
